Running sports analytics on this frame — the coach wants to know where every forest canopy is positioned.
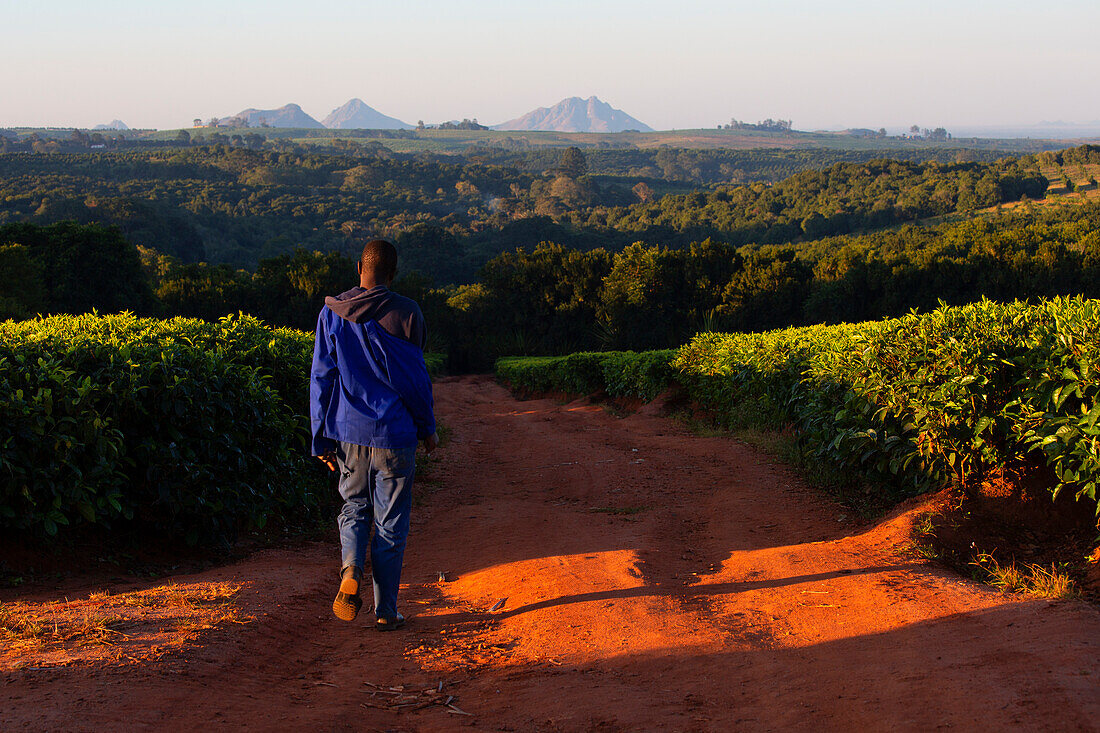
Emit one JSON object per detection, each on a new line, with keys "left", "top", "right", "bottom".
{"left": 0, "top": 144, "right": 1054, "bottom": 282}
{"left": 4, "top": 144, "right": 1100, "bottom": 370}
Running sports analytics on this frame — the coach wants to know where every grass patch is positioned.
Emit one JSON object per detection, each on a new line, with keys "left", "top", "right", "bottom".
{"left": 908, "top": 480, "right": 1096, "bottom": 602}
{"left": 0, "top": 581, "right": 251, "bottom": 666}
{"left": 970, "top": 552, "right": 1077, "bottom": 599}
{"left": 900, "top": 507, "right": 946, "bottom": 562}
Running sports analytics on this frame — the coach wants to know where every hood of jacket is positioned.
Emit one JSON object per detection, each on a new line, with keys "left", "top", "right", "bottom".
{"left": 324, "top": 286, "right": 394, "bottom": 324}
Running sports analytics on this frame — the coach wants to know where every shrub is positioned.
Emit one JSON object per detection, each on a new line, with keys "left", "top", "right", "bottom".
{"left": 676, "top": 298, "right": 1100, "bottom": 510}
{"left": 0, "top": 312, "right": 323, "bottom": 543}
{"left": 496, "top": 350, "right": 676, "bottom": 401}
{"left": 424, "top": 351, "right": 446, "bottom": 377}
{"left": 496, "top": 298, "right": 1100, "bottom": 514}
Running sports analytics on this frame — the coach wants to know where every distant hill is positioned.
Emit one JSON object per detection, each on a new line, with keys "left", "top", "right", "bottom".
{"left": 494, "top": 96, "right": 654, "bottom": 133}
{"left": 322, "top": 99, "right": 412, "bottom": 130}
{"left": 94, "top": 120, "right": 130, "bottom": 131}
{"left": 223, "top": 104, "right": 323, "bottom": 129}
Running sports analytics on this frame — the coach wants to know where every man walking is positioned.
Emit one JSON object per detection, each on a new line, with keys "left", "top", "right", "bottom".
{"left": 310, "top": 239, "right": 437, "bottom": 629}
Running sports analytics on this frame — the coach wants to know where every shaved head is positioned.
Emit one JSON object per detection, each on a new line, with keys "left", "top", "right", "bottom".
{"left": 359, "top": 239, "right": 398, "bottom": 282}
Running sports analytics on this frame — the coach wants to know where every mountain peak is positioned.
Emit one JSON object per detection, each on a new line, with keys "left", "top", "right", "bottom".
{"left": 494, "top": 96, "right": 653, "bottom": 133}
{"left": 322, "top": 99, "right": 412, "bottom": 130}
{"left": 223, "top": 103, "right": 323, "bottom": 129}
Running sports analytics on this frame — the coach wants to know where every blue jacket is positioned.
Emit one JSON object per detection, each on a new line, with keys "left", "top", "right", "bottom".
{"left": 310, "top": 286, "right": 435, "bottom": 454}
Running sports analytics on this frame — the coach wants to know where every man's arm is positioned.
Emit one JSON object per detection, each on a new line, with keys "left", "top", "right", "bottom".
{"left": 378, "top": 313, "right": 436, "bottom": 449}
{"left": 309, "top": 309, "right": 339, "bottom": 462}
{"left": 398, "top": 351, "right": 436, "bottom": 447}
{"left": 403, "top": 310, "right": 436, "bottom": 447}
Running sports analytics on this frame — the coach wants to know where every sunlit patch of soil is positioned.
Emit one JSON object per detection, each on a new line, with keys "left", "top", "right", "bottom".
{"left": 0, "top": 581, "right": 252, "bottom": 670}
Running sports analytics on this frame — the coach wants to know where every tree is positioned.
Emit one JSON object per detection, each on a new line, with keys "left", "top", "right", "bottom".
{"left": 549, "top": 175, "right": 593, "bottom": 208}
{"left": 632, "top": 181, "right": 655, "bottom": 203}
{"left": 558, "top": 146, "right": 587, "bottom": 178}
{"left": 394, "top": 224, "right": 463, "bottom": 284}
{"left": 470, "top": 243, "right": 612, "bottom": 357}
{"left": 0, "top": 222, "right": 156, "bottom": 315}
{"left": 0, "top": 243, "right": 46, "bottom": 319}
{"left": 176, "top": 129, "right": 191, "bottom": 145}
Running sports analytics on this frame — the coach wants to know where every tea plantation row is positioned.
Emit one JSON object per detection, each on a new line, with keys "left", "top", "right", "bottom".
{"left": 0, "top": 312, "right": 443, "bottom": 544}
{"left": 497, "top": 297, "right": 1100, "bottom": 514}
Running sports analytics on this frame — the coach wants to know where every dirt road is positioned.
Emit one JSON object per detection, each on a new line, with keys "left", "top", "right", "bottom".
{"left": 4, "top": 375, "right": 1099, "bottom": 731}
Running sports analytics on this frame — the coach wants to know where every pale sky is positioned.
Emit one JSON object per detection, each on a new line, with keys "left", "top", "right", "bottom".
{"left": 3, "top": 0, "right": 1098, "bottom": 131}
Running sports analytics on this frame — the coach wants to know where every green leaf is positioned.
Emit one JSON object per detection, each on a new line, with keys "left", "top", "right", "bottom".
{"left": 76, "top": 502, "right": 96, "bottom": 523}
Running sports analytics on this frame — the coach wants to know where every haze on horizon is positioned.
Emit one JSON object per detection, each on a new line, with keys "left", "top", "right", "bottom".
{"left": 3, "top": 0, "right": 1099, "bottom": 132}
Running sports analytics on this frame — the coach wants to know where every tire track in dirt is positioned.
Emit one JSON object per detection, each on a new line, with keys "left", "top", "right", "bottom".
{"left": 3, "top": 375, "right": 1099, "bottom": 731}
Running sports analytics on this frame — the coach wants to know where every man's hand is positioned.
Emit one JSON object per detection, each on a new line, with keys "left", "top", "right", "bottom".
{"left": 422, "top": 433, "right": 439, "bottom": 454}
{"left": 317, "top": 451, "right": 338, "bottom": 472}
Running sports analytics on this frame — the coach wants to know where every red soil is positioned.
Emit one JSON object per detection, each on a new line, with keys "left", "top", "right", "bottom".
{"left": 3, "top": 375, "right": 1099, "bottom": 731}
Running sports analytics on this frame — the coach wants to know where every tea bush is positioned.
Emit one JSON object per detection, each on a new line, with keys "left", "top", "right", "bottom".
{"left": 496, "top": 350, "right": 676, "bottom": 401}
{"left": 424, "top": 351, "right": 446, "bottom": 377}
{"left": 496, "top": 298, "right": 1100, "bottom": 513}
{"left": 0, "top": 312, "right": 322, "bottom": 543}
{"left": 676, "top": 298, "right": 1100, "bottom": 510}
